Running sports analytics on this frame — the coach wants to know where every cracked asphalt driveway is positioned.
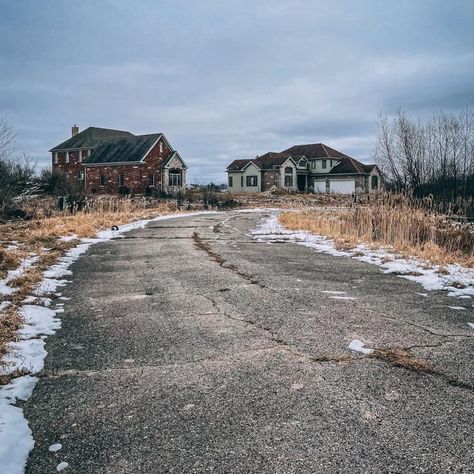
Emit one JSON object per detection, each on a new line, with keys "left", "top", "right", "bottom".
{"left": 24, "top": 211, "right": 473, "bottom": 473}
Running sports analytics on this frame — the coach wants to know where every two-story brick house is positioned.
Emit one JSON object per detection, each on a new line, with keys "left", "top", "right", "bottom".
{"left": 50, "top": 126, "right": 187, "bottom": 194}
{"left": 226, "top": 143, "right": 382, "bottom": 194}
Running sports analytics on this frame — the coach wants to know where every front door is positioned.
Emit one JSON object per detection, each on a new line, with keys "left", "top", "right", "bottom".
{"left": 297, "top": 174, "right": 307, "bottom": 192}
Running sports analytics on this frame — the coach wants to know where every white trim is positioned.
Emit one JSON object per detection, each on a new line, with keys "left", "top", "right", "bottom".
{"left": 162, "top": 151, "right": 188, "bottom": 170}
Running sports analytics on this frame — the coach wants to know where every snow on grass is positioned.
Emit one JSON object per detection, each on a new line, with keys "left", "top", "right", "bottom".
{"left": 348, "top": 339, "right": 374, "bottom": 355}
{"left": 468, "top": 323, "right": 474, "bottom": 329}
{"left": 0, "top": 256, "right": 39, "bottom": 296}
{"left": 321, "top": 290, "right": 347, "bottom": 295}
{"left": 251, "top": 212, "right": 474, "bottom": 299}
{"left": 0, "top": 210, "right": 216, "bottom": 473}
{"left": 330, "top": 296, "right": 357, "bottom": 300}
{"left": 448, "top": 306, "right": 466, "bottom": 311}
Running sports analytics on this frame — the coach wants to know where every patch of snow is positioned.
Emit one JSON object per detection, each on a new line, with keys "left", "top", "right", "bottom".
{"left": 0, "top": 256, "right": 39, "bottom": 296}
{"left": 251, "top": 213, "right": 474, "bottom": 299}
{"left": 468, "top": 323, "right": 474, "bottom": 329}
{"left": 49, "top": 443, "right": 62, "bottom": 453}
{"left": 448, "top": 306, "right": 466, "bottom": 311}
{"left": 56, "top": 461, "right": 69, "bottom": 471}
{"left": 59, "top": 234, "right": 78, "bottom": 242}
{"left": 321, "top": 291, "right": 347, "bottom": 295}
{"left": 0, "top": 375, "right": 37, "bottom": 474}
{"left": 330, "top": 296, "right": 356, "bottom": 300}
{"left": 0, "top": 301, "right": 11, "bottom": 312}
{"left": 348, "top": 339, "right": 374, "bottom": 355}
{"left": 416, "top": 293, "right": 428, "bottom": 297}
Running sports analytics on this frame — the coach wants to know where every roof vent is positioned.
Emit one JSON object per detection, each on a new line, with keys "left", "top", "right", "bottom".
{"left": 71, "top": 124, "right": 79, "bottom": 137}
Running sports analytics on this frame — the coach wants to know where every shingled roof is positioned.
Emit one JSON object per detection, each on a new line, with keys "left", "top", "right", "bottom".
{"left": 84, "top": 134, "right": 162, "bottom": 164}
{"left": 50, "top": 127, "right": 134, "bottom": 152}
{"left": 281, "top": 143, "right": 351, "bottom": 160}
{"left": 227, "top": 159, "right": 256, "bottom": 171}
{"left": 254, "top": 152, "right": 293, "bottom": 169}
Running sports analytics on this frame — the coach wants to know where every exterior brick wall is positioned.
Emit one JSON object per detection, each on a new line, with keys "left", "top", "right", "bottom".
{"left": 261, "top": 169, "right": 279, "bottom": 191}
{"left": 52, "top": 150, "right": 87, "bottom": 182}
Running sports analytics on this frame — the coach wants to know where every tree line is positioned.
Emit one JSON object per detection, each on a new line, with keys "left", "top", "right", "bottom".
{"left": 374, "top": 109, "right": 474, "bottom": 216}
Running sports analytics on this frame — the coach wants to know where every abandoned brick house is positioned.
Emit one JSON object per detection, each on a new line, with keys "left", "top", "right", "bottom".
{"left": 50, "top": 126, "right": 187, "bottom": 194}
{"left": 226, "top": 143, "right": 382, "bottom": 194}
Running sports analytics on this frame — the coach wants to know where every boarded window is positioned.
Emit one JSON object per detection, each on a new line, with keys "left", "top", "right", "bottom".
{"left": 246, "top": 175, "right": 258, "bottom": 187}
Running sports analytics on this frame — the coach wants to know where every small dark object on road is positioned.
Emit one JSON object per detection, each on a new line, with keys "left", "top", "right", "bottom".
{"left": 111, "top": 225, "right": 119, "bottom": 231}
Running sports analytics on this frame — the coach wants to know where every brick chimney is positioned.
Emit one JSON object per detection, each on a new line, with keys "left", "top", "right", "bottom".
{"left": 72, "top": 124, "right": 79, "bottom": 137}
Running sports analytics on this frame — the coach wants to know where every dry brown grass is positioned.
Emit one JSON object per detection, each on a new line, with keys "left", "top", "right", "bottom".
{"left": 279, "top": 194, "right": 474, "bottom": 267}
{"left": 371, "top": 348, "right": 434, "bottom": 374}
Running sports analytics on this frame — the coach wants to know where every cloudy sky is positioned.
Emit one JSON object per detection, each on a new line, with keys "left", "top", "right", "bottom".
{"left": 1, "top": 0, "right": 473, "bottom": 183}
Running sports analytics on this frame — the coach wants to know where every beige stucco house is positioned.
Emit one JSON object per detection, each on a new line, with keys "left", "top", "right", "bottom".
{"left": 226, "top": 143, "right": 383, "bottom": 194}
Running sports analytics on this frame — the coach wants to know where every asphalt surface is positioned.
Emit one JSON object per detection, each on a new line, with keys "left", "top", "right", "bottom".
{"left": 24, "top": 211, "right": 473, "bottom": 473}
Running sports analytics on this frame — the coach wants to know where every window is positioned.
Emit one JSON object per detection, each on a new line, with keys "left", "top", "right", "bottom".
{"left": 298, "top": 159, "right": 306, "bottom": 169}
{"left": 100, "top": 175, "right": 106, "bottom": 187}
{"left": 371, "top": 175, "right": 378, "bottom": 190}
{"left": 148, "top": 174, "right": 155, "bottom": 186}
{"left": 322, "top": 159, "right": 327, "bottom": 169}
{"left": 246, "top": 175, "right": 258, "bottom": 187}
{"left": 310, "top": 161, "right": 316, "bottom": 170}
{"left": 65, "top": 152, "right": 70, "bottom": 164}
{"left": 284, "top": 167, "right": 293, "bottom": 187}
{"left": 118, "top": 174, "right": 125, "bottom": 186}
{"left": 79, "top": 171, "right": 84, "bottom": 180}
{"left": 78, "top": 151, "right": 82, "bottom": 163}
{"left": 169, "top": 169, "right": 182, "bottom": 186}
{"left": 53, "top": 153, "right": 58, "bottom": 164}
{"left": 240, "top": 175, "right": 244, "bottom": 187}
{"left": 228, "top": 176, "right": 233, "bottom": 187}
{"left": 159, "top": 142, "right": 163, "bottom": 153}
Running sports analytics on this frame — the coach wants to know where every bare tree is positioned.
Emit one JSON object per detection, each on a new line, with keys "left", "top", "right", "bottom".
{"left": 374, "top": 108, "right": 474, "bottom": 215}
{"left": 0, "top": 119, "right": 15, "bottom": 162}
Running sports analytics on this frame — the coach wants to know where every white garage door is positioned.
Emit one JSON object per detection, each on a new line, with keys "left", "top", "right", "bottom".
{"left": 329, "top": 179, "right": 355, "bottom": 194}
{"left": 314, "top": 180, "right": 326, "bottom": 193}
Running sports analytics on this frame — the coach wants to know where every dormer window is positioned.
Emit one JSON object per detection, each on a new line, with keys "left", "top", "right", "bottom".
{"left": 298, "top": 159, "right": 307, "bottom": 169}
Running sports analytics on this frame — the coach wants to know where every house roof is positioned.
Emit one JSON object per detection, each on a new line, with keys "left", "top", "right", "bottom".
{"left": 162, "top": 151, "right": 188, "bottom": 169}
{"left": 254, "top": 152, "right": 293, "bottom": 169}
{"left": 50, "top": 127, "right": 134, "bottom": 151}
{"left": 84, "top": 134, "right": 162, "bottom": 164}
{"left": 227, "top": 159, "right": 255, "bottom": 171}
{"left": 281, "top": 143, "right": 351, "bottom": 160}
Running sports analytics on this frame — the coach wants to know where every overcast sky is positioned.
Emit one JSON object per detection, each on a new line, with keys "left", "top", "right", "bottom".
{"left": 1, "top": 0, "right": 473, "bottom": 183}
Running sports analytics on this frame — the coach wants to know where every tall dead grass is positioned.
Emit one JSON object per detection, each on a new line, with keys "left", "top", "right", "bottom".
{"left": 280, "top": 194, "right": 474, "bottom": 267}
